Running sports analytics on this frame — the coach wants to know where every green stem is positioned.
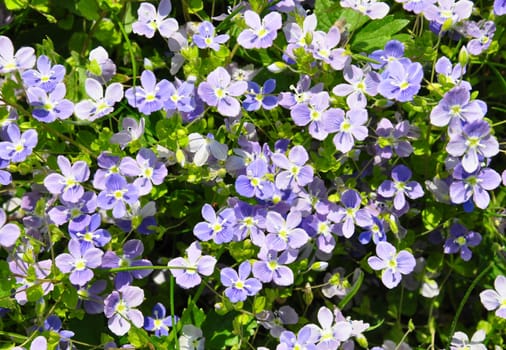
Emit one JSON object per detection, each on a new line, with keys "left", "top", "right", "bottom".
{"left": 169, "top": 274, "right": 180, "bottom": 350}
{"left": 0, "top": 331, "right": 26, "bottom": 340}
{"left": 115, "top": 13, "right": 137, "bottom": 88}
{"left": 108, "top": 265, "right": 196, "bottom": 273}
{"left": 447, "top": 263, "right": 494, "bottom": 345}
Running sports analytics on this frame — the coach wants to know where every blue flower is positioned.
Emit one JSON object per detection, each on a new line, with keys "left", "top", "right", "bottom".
{"left": 144, "top": 303, "right": 178, "bottom": 337}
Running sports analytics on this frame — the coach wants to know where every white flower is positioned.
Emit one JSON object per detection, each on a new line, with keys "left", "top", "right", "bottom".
{"left": 480, "top": 275, "right": 506, "bottom": 319}
{"left": 179, "top": 325, "right": 205, "bottom": 350}
{"left": 450, "top": 330, "right": 486, "bottom": 350}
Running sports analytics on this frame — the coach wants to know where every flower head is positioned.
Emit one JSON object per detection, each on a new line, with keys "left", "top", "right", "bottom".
{"left": 104, "top": 285, "right": 145, "bottom": 336}
{"left": 368, "top": 241, "right": 416, "bottom": 288}
{"left": 237, "top": 10, "right": 282, "bottom": 49}
{"left": 132, "top": 0, "right": 178, "bottom": 39}
{"left": 443, "top": 222, "right": 481, "bottom": 261}
{"left": 480, "top": 275, "right": 506, "bottom": 319}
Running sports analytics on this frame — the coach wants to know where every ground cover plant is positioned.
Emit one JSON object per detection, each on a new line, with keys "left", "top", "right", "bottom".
{"left": 0, "top": 0, "right": 505, "bottom": 349}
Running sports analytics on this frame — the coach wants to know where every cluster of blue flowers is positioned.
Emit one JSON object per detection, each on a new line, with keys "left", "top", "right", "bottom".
{"left": 0, "top": 0, "right": 505, "bottom": 349}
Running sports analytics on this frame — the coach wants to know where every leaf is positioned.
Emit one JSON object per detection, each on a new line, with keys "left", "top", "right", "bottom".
{"left": 4, "top": 0, "right": 28, "bottom": 10}
{"left": 188, "top": 0, "right": 203, "bottom": 14}
{"left": 351, "top": 15, "right": 410, "bottom": 51}
{"left": 338, "top": 269, "right": 364, "bottom": 309}
{"left": 94, "top": 19, "right": 122, "bottom": 47}
{"left": 26, "top": 284, "right": 44, "bottom": 302}
{"left": 76, "top": 0, "right": 100, "bottom": 21}
{"left": 315, "top": 0, "right": 368, "bottom": 32}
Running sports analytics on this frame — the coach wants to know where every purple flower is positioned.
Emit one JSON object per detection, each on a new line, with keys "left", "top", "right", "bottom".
{"left": 197, "top": 67, "right": 247, "bottom": 117}
{"left": 193, "top": 204, "right": 236, "bottom": 244}
{"left": 237, "top": 10, "right": 282, "bottom": 49}
{"left": 465, "top": 20, "right": 495, "bottom": 55}
{"left": 110, "top": 117, "right": 145, "bottom": 150}
{"left": 74, "top": 78, "right": 123, "bottom": 121}
{"left": 283, "top": 14, "right": 317, "bottom": 50}
{"left": 144, "top": 302, "right": 178, "bottom": 336}
{"left": 164, "top": 80, "right": 195, "bottom": 113}
{"left": 77, "top": 280, "right": 106, "bottom": 314}
{"left": 193, "top": 21, "right": 229, "bottom": 51}
{"left": 278, "top": 75, "right": 324, "bottom": 110}
{"left": 378, "top": 59, "right": 423, "bottom": 102}
{"left": 168, "top": 241, "right": 217, "bottom": 289}
{"left": 449, "top": 165, "right": 501, "bottom": 209}
{"left": 332, "top": 65, "right": 380, "bottom": 109}
{"left": 443, "top": 222, "right": 481, "bottom": 261}
{"left": 430, "top": 86, "right": 486, "bottom": 132}
{"left": 324, "top": 109, "right": 369, "bottom": 153}
{"left": 26, "top": 83, "right": 74, "bottom": 122}
{"left": 104, "top": 285, "right": 145, "bottom": 336}
{"left": 132, "top": 0, "right": 178, "bottom": 39}
{"left": 480, "top": 275, "right": 506, "bottom": 319}
{"left": 435, "top": 56, "right": 470, "bottom": 89}
{"left": 221, "top": 261, "right": 262, "bottom": 303}
{"left": 47, "top": 191, "right": 97, "bottom": 228}
{"left": 305, "top": 306, "right": 352, "bottom": 350}
{"left": 377, "top": 165, "right": 424, "bottom": 211}
{"left": 369, "top": 40, "right": 405, "bottom": 69}
{"left": 265, "top": 210, "right": 309, "bottom": 251}
{"left": 102, "top": 239, "right": 153, "bottom": 289}
{"left": 43, "top": 315, "right": 75, "bottom": 349}
{"left": 0, "top": 35, "right": 35, "bottom": 74}
{"left": 290, "top": 91, "right": 339, "bottom": 140}
{"left": 494, "top": 0, "right": 506, "bottom": 15}
{"left": 125, "top": 70, "right": 170, "bottom": 115}
{"left": 340, "top": 0, "right": 390, "bottom": 19}
{"left": 310, "top": 28, "right": 350, "bottom": 71}
{"left": 446, "top": 120, "right": 499, "bottom": 173}
{"left": 277, "top": 327, "right": 317, "bottom": 350}
{"left": 271, "top": 145, "right": 314, "bottom": 190}
{"left": 424, "top": 0, "right": 473, "bottom": 27}
{"left": 243, "top": 79, "right": 278, "bottom": 111}
{"left": 55, "top": 239, "right": 103, "bottom": 286}
{"left": 374, "top": 118, "right": 414, "bottom": 160}
{"left": 0, "top": 123, "right": 37, "bottom": 163}
{"left": 88, "top": 46, "right": 116, "bottom": 83}
{"left": 0, "top": 208, "right": 19, "bottom": 247}
{"left": 328, "top": 189, "right": 372, "bottom": 239}
{"left": 368, "top": 241, "right": 416, "bottom": 288}
{"left": 358, "top": 215, "right": 387, "bottom": 244}
{"left": 235, "top": 159, "right": 275, "bottom": 199}
{"left": 253, "top": 249, "right": 297, "bottom": 286}
{"left": 96, "top": 174, "right": 139, "bottom": 218}
{"left": 44, "top": 155, "right": 90, "bottom": 203}
{"left": 115, "top": 201, "right": 157, "bottom": 235}
{"left": 119, "top": 148, "right": 168, "bottom": 196}
{"left": 397, "top": 0, "right": 436, "bottom": 14}
{"left": 22, "top": 55, "right": 65, "bottom": 92}
{"left": 93, "top": 152, "right": 122, "bottom": 190}
{"left": 257, "top": 305, "right": 299, "bottom": 338}
{"left": 9, "top": 258, "right": 53, "bottom": 305}
{"left": 69, "top": 213, "right": 111, "bottom": 249}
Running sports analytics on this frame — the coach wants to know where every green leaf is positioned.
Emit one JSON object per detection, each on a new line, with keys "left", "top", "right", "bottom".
{"left": 315, "top": 0, "right": 368, "bottom": 32}
{"left": 5, "top": 0, "right": 28, "bottom": 10}
{"left": 422, "top": 206, "right": 442, "bottom": 230}
{"left": 76, "top": 0, "right": 100, "bottom": 21}
{"left": 338, "top": 269, "right": 364, "bottom": 309}
{"left": 26, "top": 285, "right": 44, "bottom": 302}
{"left": 351, "top": 15, "right": 410, "bottom": 51}
{"left": 94, "top": 19, "right": 121, "bottom": 47}
{"left": 188, "top": 0, "right": 203, "bottom": 14}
